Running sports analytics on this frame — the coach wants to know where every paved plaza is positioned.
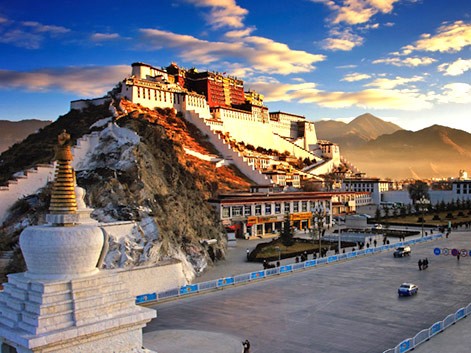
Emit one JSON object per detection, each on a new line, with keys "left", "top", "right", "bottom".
{"left": 143, "top": 230, "right": 471, "bottom": 353}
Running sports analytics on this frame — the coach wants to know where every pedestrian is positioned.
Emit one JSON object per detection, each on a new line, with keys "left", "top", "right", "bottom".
{"left": 418, "top": 259, "right": 422, "bottom": 271}
{"left": 373, "top": 239, "right": 377, "bottom": 248}
{"left": 246, "top": 248, "right": 250, "bottom": 260}
{"left": 457, "top": 253, "right": 460, "bottom": 261}
{"left": 242, "top": 339, "right": 251, "bottom": 353}
{"left": 424, "top": 258, "right": 428, "bottom": 269}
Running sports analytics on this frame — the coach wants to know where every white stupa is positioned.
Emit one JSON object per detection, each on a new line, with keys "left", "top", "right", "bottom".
{"left": 0, "top": 130, "right": 156, "bottom": 352}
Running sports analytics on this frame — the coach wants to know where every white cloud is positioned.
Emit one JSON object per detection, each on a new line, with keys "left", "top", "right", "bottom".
{"left": 0, "top": 19, "right": 70, "bottom": 49}
{"left": 365, "top": 75, "right": 424, "bottom": 89}
{"left": 311, "top": 0, "right": 399, "bottom": 25}
{"left": 402, "top": 20, "right": 471, "bottom": 54}
{"left": 21, "top": 21, "right": 69, "bottom": 34}
{"left": 436, "top": 83, "right": 471, "bottom": 104}
{"left": 139, "top": 29, "right": 326, "bottom": 75}
{"left": 183, "top": 0, "right": 248, "bottom": 29}
{"left": 249, "top": 79, "right": 433, "bottom": 110}
{"left": 91, "top": 33, "right": 121, "bottom": 41}
{"left": 438, "top": 58, "right": 471, "bottom": 76}
{"left": 373, "top": 56, "right": 436, "bottom": 67}
{"left": 0, "top": 65, "right": 129, "bottom": 96}
{"left": 321, "top": 27, "right": 364, "bottom": 51}
{"left": 224, "top": 27, "right": 255, "bottom": 38}
{"left": 341, "top": 72, "right": 371, "bottom": 82}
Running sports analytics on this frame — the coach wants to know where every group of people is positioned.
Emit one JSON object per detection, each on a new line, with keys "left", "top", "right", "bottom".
{"left": 418, "top": 258, "right": 429, "bottom": 270}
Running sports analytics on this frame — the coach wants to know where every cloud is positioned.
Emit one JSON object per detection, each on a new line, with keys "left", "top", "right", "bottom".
{"left": 438, "top": 58, "right": 471, "bottom": 76}
{"left": 224, "top": 27, "right": 255, "bottom": 38}
{"left": 0, "top": 65, "right": 129, "bottom": 96}
{"left": 365, "top": 75, "right": 424, "bottom": 89}
{"left": 341, "top": 73, "right": 371, "bottom": 82}
{"left": 21, "top": 21, "right": 69, "bottom": 34}
{"left": 402, "top": 20, "right": 471, "bottom": 54}
{"left": 321, "top": 27, "right": 364, "bottom": 51}
{"left": 183, "top": 0, "right": 248, "bottom": 29}
{"left": 436, "top": 83, "right": 471, "bottom": 104}
{"left": 91, "top": 33, "right": 121, "bottom": 41}
{"left": 248, "top": 79, "right": 433, "bottom": 110}
{"left": 139, "top": 29, "right": 326, "bottom": 75}
{"left": 0, "top": 18, "right": 70, "bottom": 49}
{"left": 311, "top": 0, "right": 399, "bottom": 25}
{"left": 373, "top": 56, "right": 436, "bottom": 67}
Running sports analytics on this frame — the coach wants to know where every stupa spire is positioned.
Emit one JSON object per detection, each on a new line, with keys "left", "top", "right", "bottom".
{"left": 46, "top": 130, "right": 79, "bottom": 226}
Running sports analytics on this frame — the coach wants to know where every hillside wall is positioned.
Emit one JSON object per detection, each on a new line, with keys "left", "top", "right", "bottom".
{"left": 117, "top": 261, "right": 186, "bottom": 297}
{"left": 183, "top": 109, "right": 270, "bottom": 185}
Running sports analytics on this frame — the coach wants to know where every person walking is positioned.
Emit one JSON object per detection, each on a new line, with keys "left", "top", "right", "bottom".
{"left": 242, "top": 339, "right": 251, "bottom": 353}
{"left": 457, "top": 252, "right": 460, "bottom": 261}
{"left": 418, "top": 259, "right": 423, "bottom": 271}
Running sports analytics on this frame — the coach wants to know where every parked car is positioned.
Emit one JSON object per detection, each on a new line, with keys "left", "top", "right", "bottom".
{"left": 398, "top": 283, "right": 418, "bottom": 296}
{"left": 393, "top": 246, "right": 411, "bottom": 257}
{"left": 373, "top": 224, "right": 383, "bottom": 230}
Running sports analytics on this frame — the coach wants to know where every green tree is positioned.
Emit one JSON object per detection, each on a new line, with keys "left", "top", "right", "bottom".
{"left": 375, "top": 207, "right": 381, "bottom": 221}
{"left": 281, "top": 213, "right": 294, "bottom": 246}
{"left": 407, "top": 181, "right": 430, "bottom": 204}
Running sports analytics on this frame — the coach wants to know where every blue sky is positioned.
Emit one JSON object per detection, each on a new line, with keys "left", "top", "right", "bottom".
{"left": 0, "top": 0, "right": 470, "bottom": 132}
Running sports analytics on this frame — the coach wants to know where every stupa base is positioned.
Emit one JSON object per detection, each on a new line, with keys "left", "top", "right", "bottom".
{"left": 0, "top": 271, "right": 156, "bottom": 353}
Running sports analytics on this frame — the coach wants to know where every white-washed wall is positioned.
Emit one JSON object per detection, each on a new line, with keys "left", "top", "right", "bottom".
{"left": 117, "top": 261, "right": 186, "bottom": 297}
{"left": 184, "top": 110, "right": 270, "bottom": 185}
{"left": 0, "top": 131, "right": 103, "bottom": 224}
{"left": 0, "top": 165, "right": 55, "bottom": 224}
{"left": 70, "top": 97, "right": 110, "bottom": 111}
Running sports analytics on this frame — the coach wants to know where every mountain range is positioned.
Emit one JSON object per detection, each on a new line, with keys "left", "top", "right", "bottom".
{"left": 2, "top": 113, "right": 470, "bottom": 180}
{"left": 0, "top": 119, "right": 51, "bottom": 153}
{"left": 315, "top": 114, "right": 471, "bottom": 180}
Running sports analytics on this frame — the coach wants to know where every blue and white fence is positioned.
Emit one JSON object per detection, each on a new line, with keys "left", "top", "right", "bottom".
{"left": 136, "top": 233, "right": 443, "bottom": 305}
{"left": 382, "top": 303, "right": 471, "bottom": 353}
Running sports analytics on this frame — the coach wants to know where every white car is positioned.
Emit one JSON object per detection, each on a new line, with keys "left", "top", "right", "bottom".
{"left": 398, "top": 283, "right": 418, "bottom": 296}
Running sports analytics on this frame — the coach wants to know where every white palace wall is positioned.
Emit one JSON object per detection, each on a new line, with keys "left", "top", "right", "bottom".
{"left": 184, "top": 109, "right": 270, "bottom": 185}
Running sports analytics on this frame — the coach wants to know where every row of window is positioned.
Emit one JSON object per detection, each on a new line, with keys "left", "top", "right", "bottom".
{"left": 136, "top": 87, "right": 178, "bottom": 104}
{"left": 221, "top": 200, "right": 327, "bottom": 219}
{"left": 134, "top": 86, "right": 207, "bottom": 109}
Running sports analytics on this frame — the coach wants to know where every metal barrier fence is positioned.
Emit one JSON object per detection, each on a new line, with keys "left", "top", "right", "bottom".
{"left": 382, "top": 303, "right": 471, "bottom": 353}
{"left": 136, "top": 233, "right": 443, "bottom": 305}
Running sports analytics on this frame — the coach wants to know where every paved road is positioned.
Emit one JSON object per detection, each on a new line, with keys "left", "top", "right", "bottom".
{"left": 143, "top": 232, "right": 471, "bottom": 353}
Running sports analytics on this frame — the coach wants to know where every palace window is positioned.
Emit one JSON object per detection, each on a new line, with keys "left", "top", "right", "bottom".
{"left": 301, "top": 201, "right": 307, "bottom": 212}
{"left": 284, "top": 202, "right": 290, "bottom": 213}
{"left": 244, "top": 205, "right": 252, "bottom": 216}
{"left": 232, "top": 206, "right": 243, "bottom": 217}
{"left": 255, "top": 205, "right": 262, "bottom": 216}
{"left": 265, "top": 204, "right": 272, "bottom": 215}
{"left": 275, "top": 203, "right": 281, "bottom": 214}
{"left": 293, "top": 202, "right": 299, "bottom": 212}
{"left": 222, "top": 207, "right": 230, "bottom": 219}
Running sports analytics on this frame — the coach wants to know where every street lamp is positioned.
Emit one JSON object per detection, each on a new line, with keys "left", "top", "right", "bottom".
{"left": 275, "top": 246, "right": 281, "bottom": 262}
{"left": 416, "top": 196, "right": 431, "bottom": 237}
{"left": 311, "top": 205, "right": 330, "bottom": 258}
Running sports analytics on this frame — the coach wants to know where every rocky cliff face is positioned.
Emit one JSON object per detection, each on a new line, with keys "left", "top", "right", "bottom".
{"left": 0, "top": 100, "right": 252, "bottom": 282}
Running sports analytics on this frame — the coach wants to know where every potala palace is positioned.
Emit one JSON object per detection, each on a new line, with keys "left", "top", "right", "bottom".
{"left": 72, "top": 62, "right": 348, "bottom": 186}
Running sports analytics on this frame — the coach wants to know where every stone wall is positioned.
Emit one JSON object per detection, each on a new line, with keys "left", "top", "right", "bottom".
{"left": 117, "top": 261, "right": 186, "bottom": 297}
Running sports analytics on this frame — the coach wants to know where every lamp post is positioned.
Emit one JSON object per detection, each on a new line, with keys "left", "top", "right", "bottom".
{"left": 416, "top": 196, "right": 431, "bottom": 237}
{"left": 311, "top": 205, "right": 330, "bottom": 258}
{"left": 275, "top": 246, "right": 281, "bottom": 262}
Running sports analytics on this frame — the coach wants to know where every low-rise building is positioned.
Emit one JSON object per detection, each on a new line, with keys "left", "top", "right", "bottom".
{"left": 210, "top": 191, "right": 367, "bottom": 238}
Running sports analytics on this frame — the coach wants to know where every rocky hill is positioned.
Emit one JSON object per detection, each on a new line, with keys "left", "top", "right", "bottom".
{"left": 0, "top": 119, "right": 52, "bottom": 153}
{"left": 315, "top": 113, "right": 403, "bottom": 148}
{"left": 342, "top": 125, "right": 471, "bottom": 179}
{"left": 0, "top": 100, "right": 252, "bottom": 282}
